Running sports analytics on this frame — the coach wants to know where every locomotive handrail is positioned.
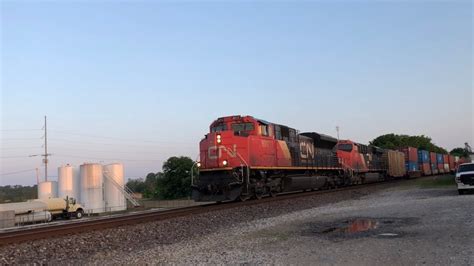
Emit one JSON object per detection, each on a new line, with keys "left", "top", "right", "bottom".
{"left": 221, "top": 145, "right": 249, "bottom": 169}
{"left": 221, "top": 144, "right": 250, "bottom": 194}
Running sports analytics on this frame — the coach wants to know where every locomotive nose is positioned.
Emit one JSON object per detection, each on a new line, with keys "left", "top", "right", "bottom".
{"left": 200, "top": 132, "right": 237, "bottom": 169}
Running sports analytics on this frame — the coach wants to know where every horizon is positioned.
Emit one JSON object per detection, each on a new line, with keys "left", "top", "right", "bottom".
{"left": 1, "top": 1, "right": 472, "bottom": 186}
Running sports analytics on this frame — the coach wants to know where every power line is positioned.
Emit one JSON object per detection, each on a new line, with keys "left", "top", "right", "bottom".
{"left": 47, "top": 145, "right": 194, "bottom": 153}
{"left": 0, "top": 146, "right": 42, "bottom": 150}
{"left": 0, "top": 168, "right": 37, "bottom": 176}
{"left": 0, "top": 138, "right": 42, "bottom": 141}
{"left": 55, "top": 154, "right": 164, "bottom": 162}
{"left": 0, "top": 129, "right": 42, "bottom": 131}
{"left": 49, "top": 129, "right": 194, "bottom": 144}
{"left": 0, "top": 156, "right": 36, "bottom": 159}
{"left": 48, "top": 137, "right": 193, "bottom": 148}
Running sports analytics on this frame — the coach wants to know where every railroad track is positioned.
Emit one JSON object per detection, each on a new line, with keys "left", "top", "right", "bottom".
{"left": 0, "top": 177, "right": 416, "bottom": 246}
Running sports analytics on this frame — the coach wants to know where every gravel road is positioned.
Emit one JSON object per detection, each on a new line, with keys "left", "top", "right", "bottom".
{"left": 1, "top": 175, "right": 471, "bottom": 265}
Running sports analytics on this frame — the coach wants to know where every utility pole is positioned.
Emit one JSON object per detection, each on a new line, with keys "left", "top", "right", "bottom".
{"left": 29, "top": 116, "right": 51, "bottom": 182}
{"left": 336, "top": 126, "right": 340, "bottom": 140}
{"left": 43, "top": 116, "right": 49, "bottom": 181}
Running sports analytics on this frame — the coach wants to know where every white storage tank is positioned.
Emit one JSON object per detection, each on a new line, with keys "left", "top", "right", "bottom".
{"left": 58, "top": 165, "right": 80, "bottom": 201}
{"left": 103, "top": 163, "right": 126, "bottom": 212}
{"left": 38, "top": 181, "right": 58, "bottom": 200}
{"left": 80, "top": 163, "right": 104, "bottom": 213}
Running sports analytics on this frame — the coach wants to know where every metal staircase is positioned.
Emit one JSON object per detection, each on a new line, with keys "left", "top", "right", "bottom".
{"left": 103, "top": 171, "right": 140, "bottom": 207}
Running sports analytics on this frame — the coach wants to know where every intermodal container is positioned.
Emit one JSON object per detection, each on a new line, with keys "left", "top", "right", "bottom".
{"left": 418, "top": 150, "right": 429, "bottom": 163}
{"left": 437, "top": 163, "right": 444, "bottom": 173}
{"left": 421, "top": 163, "right": 431, "bottom": 175}
{"left": 430, "top": 152, "right": 438, "bottom": 174}
{"left": 449, "top": 155, "right": 459, "bottom": 172}
{"left": 436, "top": 154, "right": 443, "bottom": 164}
{"left": 383, "top": 150, "right": 406, "bottom": 177}
{"left": 401, "top": 147, "right": 418, "bottom": 163}
{"left": 406, "top": 161, "right": 419, "bottom": 172}
{"left": 443, "top": 155, "right": 450, "bottom": 172}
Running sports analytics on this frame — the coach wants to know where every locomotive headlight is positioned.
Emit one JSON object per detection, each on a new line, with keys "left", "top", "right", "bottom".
{"left": 217, "top": 134, "right": 222, "bottom": 144}
{"left": 196, "top": 162, "right": 201, "bottom": 168}
{"left": 222, "top": 160, "right": 228, "bottom": 166}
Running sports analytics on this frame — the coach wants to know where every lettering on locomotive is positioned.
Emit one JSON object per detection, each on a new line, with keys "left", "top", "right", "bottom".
{"left": 299, "top": 141, "right": 314, "bottom": 159}
{"left": 208, "top": 144, "right": 237, "bottom": 159}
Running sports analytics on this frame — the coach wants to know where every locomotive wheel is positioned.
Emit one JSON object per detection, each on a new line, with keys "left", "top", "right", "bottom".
{"left": 255, "top": 193, "right": 263, "bottom": 200}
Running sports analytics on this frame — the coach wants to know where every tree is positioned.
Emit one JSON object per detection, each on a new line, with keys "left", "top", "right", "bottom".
{"left": 126, "top": 178, "right": 146, "bottom": 194}
{"left": 143, "top": 173, "right": 158, "bottom": 198}
{"left": 370, "top": 133, "right": 447, "bottom": 154}
{"left": 155, "top": 156, "right": 196, "bottom": 200}
{"left": 450, "top": 147, "right": 470, "bottom": 157}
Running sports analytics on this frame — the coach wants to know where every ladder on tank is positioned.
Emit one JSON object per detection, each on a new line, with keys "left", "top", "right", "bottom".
{"left": 103, "top": 171, "right": 141, "bottom": 207}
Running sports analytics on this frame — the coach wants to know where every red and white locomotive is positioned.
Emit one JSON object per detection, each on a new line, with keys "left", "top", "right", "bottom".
{"left": 191, "top": 115, "right": 405, "bottom": 202}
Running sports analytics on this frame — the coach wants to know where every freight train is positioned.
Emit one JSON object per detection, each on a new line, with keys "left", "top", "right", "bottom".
{"left": 191, "top": 115, "right": 464, "bottom": 202}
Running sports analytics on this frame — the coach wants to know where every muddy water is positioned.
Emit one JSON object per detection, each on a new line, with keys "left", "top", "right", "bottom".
{"left": 304, "top": 217, "right": 419, "bottom": 239}
{"left": 322, "top": 219, "right": 378, "bottom": 234}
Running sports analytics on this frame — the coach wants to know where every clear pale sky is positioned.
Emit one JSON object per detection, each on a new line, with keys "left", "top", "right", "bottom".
{"left": 1, "top": 1, "right": 472, "bottom": 186}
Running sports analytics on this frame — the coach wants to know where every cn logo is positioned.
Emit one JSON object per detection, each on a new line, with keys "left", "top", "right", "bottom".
{"left": 208, "top": 145, "right": 237, "bottom": 160}
{"left": 300, "top": 141, "right": 314, "bottom": 159}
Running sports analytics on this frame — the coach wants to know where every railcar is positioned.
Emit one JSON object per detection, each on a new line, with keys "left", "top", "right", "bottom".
{"left": 191, "top": 115, "right": 403, "bottom": 202}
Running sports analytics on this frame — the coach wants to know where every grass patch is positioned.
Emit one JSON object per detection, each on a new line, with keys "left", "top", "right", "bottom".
{"left": 413, "top": 175, "right": 456, "bottom": 188}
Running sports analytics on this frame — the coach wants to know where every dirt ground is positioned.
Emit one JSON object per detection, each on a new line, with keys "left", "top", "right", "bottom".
{"left": 120, "top": 175, "right": 473, "bottom": 265}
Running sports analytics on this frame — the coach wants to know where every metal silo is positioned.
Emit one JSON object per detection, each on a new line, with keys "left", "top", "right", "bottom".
{"left": 80, "top": 163, "right": 104, "bottom": 213}
{"left": 38, "top": 181, "right": 58, "bottom": 200}
{"left": 58, "top": 165, "right": 80, "bottom": 201}
{"left": 103, "top": 163, "right": 126, "bottom": 212}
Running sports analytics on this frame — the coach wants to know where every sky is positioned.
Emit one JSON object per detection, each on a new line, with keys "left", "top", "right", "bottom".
{"left": 1, "top": 0, "right": 472, "bottom": 186}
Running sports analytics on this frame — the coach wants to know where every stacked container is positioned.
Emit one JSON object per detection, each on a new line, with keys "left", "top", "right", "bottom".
{"left": 383, "top": 150, "right": 406, "bottom": 177}
{"left": 436, "top": 154, "right": 444, "bottom": 174}
{"left": 448, "top": 155, "right": 455, "bottom": 172}
{"left": 400, "top": 147, "right": 419, "bottom": 177}
{"left": 454, "top": 156, "right": 460, "bottom": 170}
{"left": 430, "top": 152, "right": 438, "bottom": 175}
{"left": 418, "top": 150, "right": 431, "bottom": 176}
{"left": 443, "top": 154, "right": 449, "bottom": 173}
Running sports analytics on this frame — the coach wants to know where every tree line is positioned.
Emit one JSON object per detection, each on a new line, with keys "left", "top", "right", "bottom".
{"left": 370, "top": 133, "right": 471, "bottom": 158}
{"left": 0, "top": 185, "right": 38, "bottom": 203}
{"left": 370, "top": 134, "right": 448, "bottom": 154}
{"left": 126, "top": 156, "right": 197, "bottom": 200}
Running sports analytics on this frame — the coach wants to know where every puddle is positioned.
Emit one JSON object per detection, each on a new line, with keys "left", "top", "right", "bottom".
{"left": 303, "top": 217, "right": 419, "bottom": 240}
{"left": 322, "top": 219, "right": 378, "bottom": 234}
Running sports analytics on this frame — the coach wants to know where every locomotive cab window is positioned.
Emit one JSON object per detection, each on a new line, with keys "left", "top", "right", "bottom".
{"left": 337, "top": 144, "right": 353, "bottom": 152}
{"left": 211, "top": 124, "right": 227, "bottom": 132}
{"left": 232, "top": 123, "right": 254, "bottom": 136}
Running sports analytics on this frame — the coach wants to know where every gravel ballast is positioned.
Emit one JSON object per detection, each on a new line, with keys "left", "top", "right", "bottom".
{"left": 1, "top": 175, "right": 471, "bottom": 265}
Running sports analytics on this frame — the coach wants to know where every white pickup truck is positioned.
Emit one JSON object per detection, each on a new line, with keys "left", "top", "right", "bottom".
{"left": 455, "top": 162, "right": 474, "bottom": 195}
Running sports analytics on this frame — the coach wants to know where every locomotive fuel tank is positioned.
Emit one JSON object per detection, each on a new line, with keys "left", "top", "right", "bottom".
{"left": 282, "top": 175, "right": 327, "bottom": 192}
